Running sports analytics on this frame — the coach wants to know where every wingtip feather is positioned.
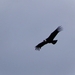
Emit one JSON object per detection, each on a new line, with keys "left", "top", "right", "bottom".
{"left": 57, "top": 26, "right": 63, "bottom": 32}
{"left": 35, "top": 46, "right": 41, "bottom": 51}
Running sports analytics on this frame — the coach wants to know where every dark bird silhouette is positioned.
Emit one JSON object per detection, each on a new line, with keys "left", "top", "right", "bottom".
{"left": 35, "top": 26, "right": 63, "bottom": 50}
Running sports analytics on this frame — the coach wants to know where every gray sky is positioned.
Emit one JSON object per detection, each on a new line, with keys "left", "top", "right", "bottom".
{"left": 0, "top": 0, "right": 75, "bottom": 75}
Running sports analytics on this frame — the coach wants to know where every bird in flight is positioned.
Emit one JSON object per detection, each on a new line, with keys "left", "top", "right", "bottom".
{"left": 35, "top": 26, "right": 63, "bottom": 50}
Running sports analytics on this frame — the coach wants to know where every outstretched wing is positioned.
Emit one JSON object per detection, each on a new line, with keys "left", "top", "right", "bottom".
{"left": 35, "top": 26, "right": 63, "bottom": 50}
{"left": 35, "top": 40, "right": 47, "bottom": 50}
{"left": 46, "top": 26, "right": 62, "bottom": 41}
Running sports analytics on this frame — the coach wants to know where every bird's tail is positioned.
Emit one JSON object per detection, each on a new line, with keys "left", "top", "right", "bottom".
{"left": 52, "top": 40, "right": 58, "bottom": 44}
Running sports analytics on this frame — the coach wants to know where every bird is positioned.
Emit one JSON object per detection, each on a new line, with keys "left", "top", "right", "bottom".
{"left": 35, "top": 26, "right": 63, "bottom": 50}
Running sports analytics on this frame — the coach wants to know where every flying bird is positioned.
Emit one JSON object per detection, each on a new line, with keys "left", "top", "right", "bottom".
{"left": 35, "top": 26, "right": 63, "bottom": 50}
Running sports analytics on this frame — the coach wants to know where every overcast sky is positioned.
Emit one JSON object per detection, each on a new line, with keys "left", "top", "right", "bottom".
{"left": 0, "top": 0, "right": 75, "bottom": 75}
